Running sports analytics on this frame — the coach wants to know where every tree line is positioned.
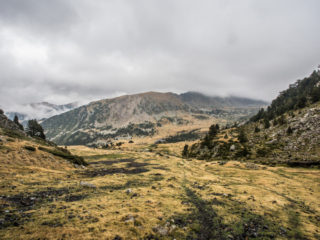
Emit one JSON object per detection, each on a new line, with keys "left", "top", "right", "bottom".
{"left": 250, "top": 71, "right": 320, "bottom": 122}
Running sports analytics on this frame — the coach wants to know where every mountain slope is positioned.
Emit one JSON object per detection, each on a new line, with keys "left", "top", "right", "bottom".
{"left": 42, "top": 92, "right": 194, "bottom": 145}
{"left": 186, "top": 71, "right": 320, "bottom": 167}
{"left": 42, "top": 91, "right": 267, "bottom": 146}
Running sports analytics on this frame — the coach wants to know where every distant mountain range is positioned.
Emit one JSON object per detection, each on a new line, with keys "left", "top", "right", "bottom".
{"left": 5, "top": 102, "right": 79, "bottom": 125}
{"left": 41, "top": 91, "right": 267, "bottom": 145}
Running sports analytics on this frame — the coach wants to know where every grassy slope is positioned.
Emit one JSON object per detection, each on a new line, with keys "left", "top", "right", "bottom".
{"left": 0, "top": 134, "right": 319, "bottom": 239}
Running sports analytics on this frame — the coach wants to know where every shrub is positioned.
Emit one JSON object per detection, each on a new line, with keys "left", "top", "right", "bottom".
{"left": 235, "top": 146, "right": 251, "bottom": 158}
{"left": 0, "top": 109, "right": 3, "bottom": 114}
{"left": 287, "top": 126, "right": 293, "bottom": 135}
{"left": 256, "top": 147, "right": 268, "bottom": 157}
{"left": 182, "top": 144, "right": 189, "bottom": 158}
{"left": 238, "top": 129, "right": 248, "bottom": 143}
{"left": 264, "top": 119, "right": 270, "bottom": 129}
{"left": 254, "top": 126, "right": 260, "bottom": 133}
{"left": 278, "top": 115, "right": 286, "bottom": 125}
{"left": 38, "top": 146, "right": 87, "bottom": 165}
{"left": 24, "top": 145, "right": 36, "bottom": 151}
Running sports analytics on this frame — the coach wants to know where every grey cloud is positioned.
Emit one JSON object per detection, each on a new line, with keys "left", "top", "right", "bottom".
{"left": 0, "top": 0, "right": 320, "bottom": 112}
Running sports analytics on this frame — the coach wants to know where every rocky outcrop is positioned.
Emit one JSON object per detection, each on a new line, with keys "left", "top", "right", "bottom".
{"left": 0, "top": 112, "right": 22, "bottom": 132}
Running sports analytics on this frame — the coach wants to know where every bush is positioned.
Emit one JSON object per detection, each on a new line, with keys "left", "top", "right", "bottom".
{"left": 238, "top": 129, "right": 248, "bottom": 143}
{"left": 235, "top": 146, "right": 251, "bottom": 158}
{"left": 254, "top": 126, "right": 260, "bottom": 133}
{"left": 182, "top": 144, "right": 189, "bottom": 158}
{"left": 24, "top": 145, "right": 36, "bottom": 151}
{"left": 264, "top": 119, "right": 270, "bottom": 129}
{"left": 38, "top": 146, "right": 87, "bottom": 165}
{"left": 278, "top": 115, "right": 286, "bottom": 125}
{"left": 256, "top": 147, "right": 268, "bottom": 157}
{"left": 287, "top": 126, "right": 293, "bottom": 135}
{"left": 0, "top": 109, "right": 3, "bottom": 114}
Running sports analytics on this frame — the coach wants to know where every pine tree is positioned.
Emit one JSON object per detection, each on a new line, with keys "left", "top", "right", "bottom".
{"left": 238, "top": 129, "right": 248, "bottom": 143}
{"left": 182, "top": 144, "right": 189, "bottom": 158}
{"left": 208, "top": 124, "right": 218, "bottom": 138}
{"left": 287, "top": 126, "right": 293, "bottom": 135}
{"left": 13, "top": 115, "right": 24, "bottom": 131}
{"left": 27, "top": 119, "right": 46, "bottom": 140}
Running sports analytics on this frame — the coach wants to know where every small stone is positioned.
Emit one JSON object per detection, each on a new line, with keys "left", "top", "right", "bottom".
{"left": 80, "top": 181, "right": 96, "bottom": 188}
{"left": 126, "top": 189, "right": 132, "bottom": 194}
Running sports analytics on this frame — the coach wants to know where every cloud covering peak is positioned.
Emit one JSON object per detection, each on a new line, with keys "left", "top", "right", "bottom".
{"left": 1, "top": 0, "right": 319, "bottom": 111}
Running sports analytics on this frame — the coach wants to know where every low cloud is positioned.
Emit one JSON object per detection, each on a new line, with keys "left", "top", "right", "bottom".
{"left": 0, "top": 0, "right": 319, "bottom": 112}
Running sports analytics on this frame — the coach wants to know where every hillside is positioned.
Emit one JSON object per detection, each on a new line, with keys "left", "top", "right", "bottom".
{"left": 186, "top": 71, "right": 320, "bottom": 167}
{"left": 1, "top": 132, "right": 319, "bottom": 239}
{"left": 41, "top": 92, "right": 266, "bottom": 146}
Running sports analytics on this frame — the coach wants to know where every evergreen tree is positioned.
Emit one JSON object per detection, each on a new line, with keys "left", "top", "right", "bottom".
{"left": 0, "top": 109, "right": 3, "bottom": 114}
{"left": 287, "top": 126, "right": 293, "bottom": 135}
{"left": 264, "top": 119, "right": 270, "bottom": 129}
{"left": 182, "top": 144, "right": 189, "bottom": 158}
{"left": 296, "top": 96, "right": 307, "bottom": 109}
{"left": 238, "top": 129, "right": 248, "bottom": 143}
{"left": 311, "top": 87, "right": 320, "bottom": 103}
{"left": 13, "top": 115, "right": 24, "bottom": 131}
{"left": 201, "top": 134, "right": 211, "bottom": 148}
{"left": 27, "top": 119, "right": 46, "bottom": 140}
{"left": 208, "top": 124, "right": 219, "bottom": 139}
{"left": 278, "top": 115, "right": 286, "bottom": 125}
{"left": 254, "top": 126, "right": 260, "bottom": 133}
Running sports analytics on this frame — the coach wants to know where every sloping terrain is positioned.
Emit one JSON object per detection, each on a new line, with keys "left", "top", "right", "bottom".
{"left": 0, "top": 142, "right": 319, "bottom": 239}
{"left": 187, "top": 71, "right": 320, "bottom": 167}
{"left": 41, "top": 92, "right": 266, "bottom": 146}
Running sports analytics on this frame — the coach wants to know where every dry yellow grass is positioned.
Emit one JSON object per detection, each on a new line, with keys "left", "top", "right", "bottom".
{"left": 0, "top": 134, "right": 319, "bottom": 239}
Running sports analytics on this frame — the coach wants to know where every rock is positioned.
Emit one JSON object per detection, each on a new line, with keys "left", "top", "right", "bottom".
{"left": 80, "top": 181, "right": 97, "bottom": 188}
{"left": 126, "top": 189, "right": 132, "bottom": 194}
{"left": 153, "top": 225, "right": 169, "bottom": 236}
{"left": 245, "top": 163, "right": 260, "bottom": 170}
{"left": 219, "top": 161, "right": 227, "bottom": 165}
{"left": 230, "top": 144, "right": 236, "bottom": 151}
{"left": 266, "top": 139, "right": 277, "bottom": 145}
{"left": 123, "top": 214, "right": 135, "bottom": 223}
{"left": 154, "top": 139, "right": 166, "bottom": 144}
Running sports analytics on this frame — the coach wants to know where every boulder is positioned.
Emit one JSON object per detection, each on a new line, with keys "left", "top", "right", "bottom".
{"left": 80, "top": 181, "right": 97, "bottom": 188}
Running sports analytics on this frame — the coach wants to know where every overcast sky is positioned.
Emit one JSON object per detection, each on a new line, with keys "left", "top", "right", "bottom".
{"left": 0, "top": 0, "right": 320, "bottom": 111}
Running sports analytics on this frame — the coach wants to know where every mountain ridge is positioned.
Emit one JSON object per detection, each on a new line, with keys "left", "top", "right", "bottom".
{"left": 41, "top": 91, "right": 267, "bottom": 145}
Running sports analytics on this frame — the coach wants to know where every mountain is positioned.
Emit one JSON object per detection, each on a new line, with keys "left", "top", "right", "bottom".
{"left": 41, "top": 91, "right": 267, "bottom": 146}
{"left": 179, "top": 92, "right": 268, "bottom": 109}
{"left": 186, "top": 71, "right": 320, "bottom": 167}
{"left": 5, "top": 102, "right": 79, "bottom": 124}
